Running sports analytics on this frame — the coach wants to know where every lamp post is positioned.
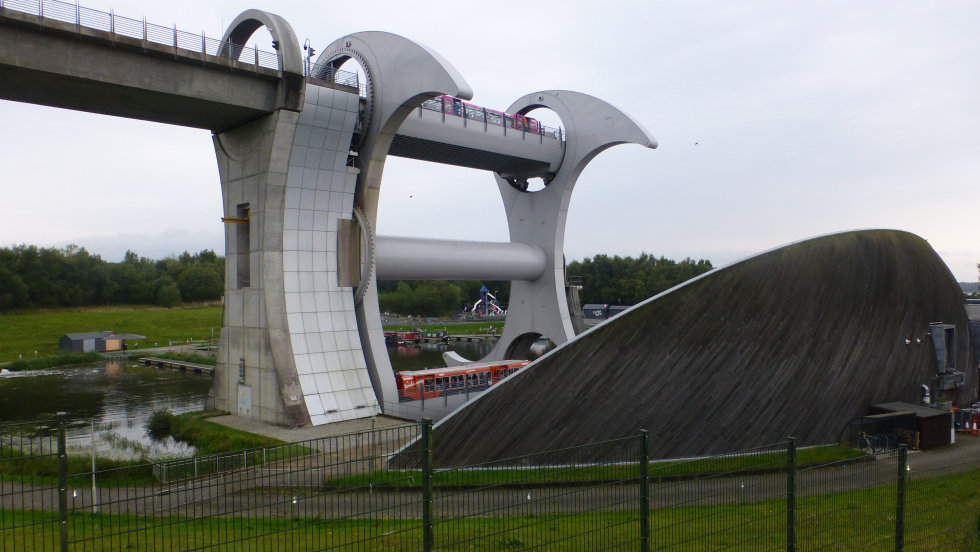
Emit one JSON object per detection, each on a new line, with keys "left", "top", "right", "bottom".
{"left": 303, "top": 39, "right": 315, "bottom": 76}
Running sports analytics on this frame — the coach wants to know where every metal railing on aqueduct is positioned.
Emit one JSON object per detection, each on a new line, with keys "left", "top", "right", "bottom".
{"left": 2, "top": 416, "right": 980, "bottom": 551}
{"left": 1, "top": 0, "right": 355, "bottom": 89}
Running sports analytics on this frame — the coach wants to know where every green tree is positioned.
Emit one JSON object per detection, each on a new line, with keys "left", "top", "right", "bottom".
{"left": 567, "top": 253, "right": 713, "bottom": 305}
{"left": 177, "top": 264, "right": 223, "bottom": 302}
{"left": 156, "top": 280, "right": 183, "bottom": 307}
{"left": 0, "top": 245, "right": 227, "bottom": 311}
{"left": 0, "top": 265, "right": 28, "bottom": 309}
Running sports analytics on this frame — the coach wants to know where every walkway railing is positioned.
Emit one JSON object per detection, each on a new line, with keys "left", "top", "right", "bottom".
{"left": 1, "top": 0, "right": 350, "bottom": 88}
{"left": 421, "top": 95, "right": 564, "bottom": 141}
{"left": 308, "top": 58, "right": 361, "bottom": 92}
{"left": 0, "top": 0, "right": 279, "bottom": 69}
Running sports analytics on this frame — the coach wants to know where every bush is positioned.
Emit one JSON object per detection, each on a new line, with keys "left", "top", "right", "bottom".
{"left": 145, "top": 409, "right": 174, "bottom": 441}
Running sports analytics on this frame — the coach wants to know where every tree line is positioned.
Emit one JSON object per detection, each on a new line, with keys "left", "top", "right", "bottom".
{"left": 0, "top": 244, "right": 712, "bottom": 315}
{"left": 377, "top": 280, "right": 511, "bottom": 318}
{"left": 0, "top": 245, "right": 224, "bottom": 310}
{"left": 567, "top": 253, "right": 713, "bottom": 305}
{"left": 378, "top": 254, "right": 713, "bottom": 317}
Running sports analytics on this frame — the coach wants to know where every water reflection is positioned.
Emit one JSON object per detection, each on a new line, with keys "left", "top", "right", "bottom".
{"left": 0, "top": 360, "right": 212, "bottom": 458}
{"left": 0, "top": 339, "right": 553, "bottom": 458}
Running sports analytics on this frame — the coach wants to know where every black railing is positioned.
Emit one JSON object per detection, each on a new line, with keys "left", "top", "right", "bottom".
{"left": 3, "top": 414, "right": 980, "bottom": 550}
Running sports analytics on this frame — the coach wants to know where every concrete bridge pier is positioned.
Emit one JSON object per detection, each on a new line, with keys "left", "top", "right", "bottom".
{"left": 212, "top": 11, "right": 385, "bottom": 427}
{"left": 210, "top": 10, "right": 309, "bottom": 427}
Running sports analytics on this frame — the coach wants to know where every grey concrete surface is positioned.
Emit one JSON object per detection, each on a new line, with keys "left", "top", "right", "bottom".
{"left": 207, "top": 412, "right": 409, "bottom": 441}
{"left": 0, "top": 10, "right": 292, "bottom": 132}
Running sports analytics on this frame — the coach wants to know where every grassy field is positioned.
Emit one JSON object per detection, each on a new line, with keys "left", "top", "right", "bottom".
{"left": 0, "top": 306, "right": 505, "bottom": 364}
{"left": 0, "top": 304, "right": 222, "bottom": 362}
{"left": 2, "top": 467, "right": 978, "bottom": 551}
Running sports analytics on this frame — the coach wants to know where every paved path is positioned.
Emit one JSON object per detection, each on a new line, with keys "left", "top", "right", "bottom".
{"left": 6, "top": 435, "right": 980, "bottom": 521}
{"left": 207, "top": 413, "right": 411, "bottom": 442}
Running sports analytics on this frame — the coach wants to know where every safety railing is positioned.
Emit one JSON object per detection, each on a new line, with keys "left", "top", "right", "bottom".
{"left": 306, "top": 59, "right": 361, "bottom": 92}
{"left": 1, "top": 0, "right": 279, "bottom": 71}
{"left": 420, "top": 95, "right": 564, "bottom": 141}
{"left": 4, "top": 415, "right": 980, "bottom": 551}
{"left": 0, "top": 419, "right": 64, "bottom": 552}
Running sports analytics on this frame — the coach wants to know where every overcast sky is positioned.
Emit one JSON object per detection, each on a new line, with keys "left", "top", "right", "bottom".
{"left": 2, "top": 0, "right": 978, "bottom": 282}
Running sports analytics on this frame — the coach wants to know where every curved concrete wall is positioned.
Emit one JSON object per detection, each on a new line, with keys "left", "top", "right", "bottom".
{"left": 282, "top": 83, "right": 380, "bottom": 424}
{"left": 420, "top": 230, "right": 976, "bottom": 465}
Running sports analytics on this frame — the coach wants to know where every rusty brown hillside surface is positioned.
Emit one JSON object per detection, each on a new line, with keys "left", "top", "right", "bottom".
{"left": 422, "top": 230, "right": 976, "bottom": 465}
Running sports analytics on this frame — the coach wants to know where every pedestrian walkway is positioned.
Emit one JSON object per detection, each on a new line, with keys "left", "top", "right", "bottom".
{"left": 208, "top": 412, "right": 409, "bottom": 442}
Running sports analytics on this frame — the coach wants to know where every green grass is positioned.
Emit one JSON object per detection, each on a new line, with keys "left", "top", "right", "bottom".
{"left": 0, "top": 305, "right": 222, "bottom": 362}
{"left": 0, "top": 307, "right": 502, "bottom": 363}
{"left": 2, "top": 468, "right": 979, "bottom": 551}
{"left": 0, "top": 411, "right": 307, "bottom": 487}
{"left": 167, "top": 411, "right": 284, "bottom": 456}
{"left": 0, "top": 446, "right": 157, "bottom": 487}
{"left": 4, "top": 352, "right": 103, "bottom": 371}
{"left": 327, "top": 445, "right": 866, "bottom": 489}
{"left": 383, "top": 321, "right": 504, "bottom": 335}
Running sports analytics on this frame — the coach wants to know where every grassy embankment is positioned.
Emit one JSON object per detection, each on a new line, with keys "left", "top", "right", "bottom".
{"left": 3, "top": 466, "right": 979, "bottom": 550}
{"left": 326, "top": 444, "right": 864, "bottom": 488}
{"left": 3, "top": 352, "right": 103, "bottom": 371}
{"left": 0, "top": 412, "right": 291, "bottom": 487}
{"left": 0, "top": 304, "right": 222, "bottom": 363}
{"left": 165, "top": 411, "right": 284, "bottom": 456}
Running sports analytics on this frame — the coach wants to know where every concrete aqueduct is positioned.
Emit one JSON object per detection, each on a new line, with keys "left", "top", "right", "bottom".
{"left": 0, "top": 4, "right": 656, "bottom": 427}
{"left": 212, "top": 12, "right": 656, "bottom": 426}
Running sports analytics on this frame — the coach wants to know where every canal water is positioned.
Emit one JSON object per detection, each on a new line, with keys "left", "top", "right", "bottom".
{"left": 0, "top": 340, "right": 553, "bottom": 458}
{"left": 0, "top": 360, "right": 211, "bottom": 459}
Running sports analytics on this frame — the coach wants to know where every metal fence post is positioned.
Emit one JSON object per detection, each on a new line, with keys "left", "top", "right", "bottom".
{"left": 639, "top": 430, "right": 650, "bottom": 552}
{"left": 57, "top": 412, "right": 69, "bottom": 552}
{"left": 422, "top": 419, "right": 434, "bottom": 552}
{"left": 786, "top": 437, "right": 796, "bottom": 552}
{"left": 90, "top": 418, "right": 98, "bottom": 514}
{"left": 895, "top": 444, "right": 907, "bottom": 552}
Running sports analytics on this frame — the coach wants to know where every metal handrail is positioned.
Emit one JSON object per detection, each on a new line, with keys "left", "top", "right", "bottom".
{"left": 0, "top": 0, "right": 285, "bottom": 72}
{"left": 420, "top": 97, "right": 564, "bottom": 140}
{"left": 307, "top": 59, "right": 362, "bottom": 92}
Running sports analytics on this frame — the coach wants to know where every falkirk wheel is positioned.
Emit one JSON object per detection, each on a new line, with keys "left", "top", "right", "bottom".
{"left": 211, "top": 10, "right": 656, "bottom": 426}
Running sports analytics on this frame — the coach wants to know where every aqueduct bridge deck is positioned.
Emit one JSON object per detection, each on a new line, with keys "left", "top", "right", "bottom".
{"left": 0, "top": 2, "right": 564, "bottom": 177}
